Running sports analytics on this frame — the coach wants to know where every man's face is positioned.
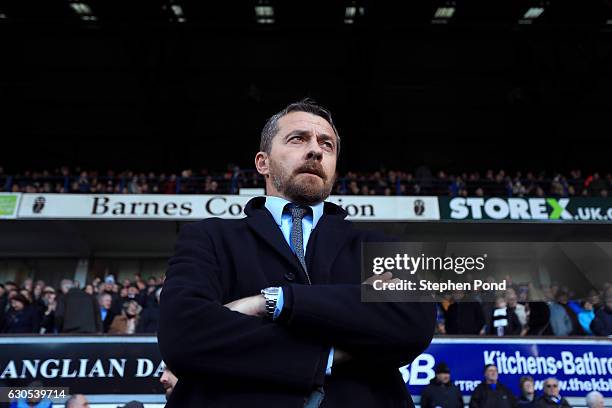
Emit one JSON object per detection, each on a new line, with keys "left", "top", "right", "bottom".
{"left": 505, "top": 290, "right": 518, "bottom": 307}
{"left": 522, "top": 380, "right": 534, "bottom": 395}
{"left": 258, "top": 111, "right": 337, "bottom": 205}
{"left": 160, "top": 368, "right": 178, "bottom": 401}
{"left": 99, "top": 295, "right": 112, "bottom": 310}
{"left": 484, "top": 366, "right": 498, "bottom": 383}
{"left": 590, "top": 394, "right": 605, "bottom": 408}
{"left": 70, "top": 394, "right": 89, "bottom": 407}
{"left": 544, "top": 380, "right": 559, "bottom": 397}
{"left": 11, "top": 299, "right": 24, "bottom": 311}
{"left": 127, "top": 302, "right": 138, "bottom": 315}
{"left": 436, "top": 372, "right": 450, "bottom": 384}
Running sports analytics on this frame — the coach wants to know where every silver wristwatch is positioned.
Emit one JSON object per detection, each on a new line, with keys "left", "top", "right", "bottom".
{"left": 260, "top": 287, "right": 281, "bottom": 320}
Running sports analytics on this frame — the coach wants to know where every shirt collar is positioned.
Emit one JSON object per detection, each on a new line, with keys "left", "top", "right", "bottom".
{"left": 264, "top": 195, "right": 324, "bottom": 228}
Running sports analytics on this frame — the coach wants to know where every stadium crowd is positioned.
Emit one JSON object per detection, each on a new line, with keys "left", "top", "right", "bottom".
{"left": 1, "top": 166, "right": 612, "bottom": 197}
{"left": 0, "top": 275, "right": 610, "bottom": 337}
{"left": 0, "top": 275, "right": 163, "bottom": 335}
{"left": 0, "top": 275, "right": 609, "bottom": 408}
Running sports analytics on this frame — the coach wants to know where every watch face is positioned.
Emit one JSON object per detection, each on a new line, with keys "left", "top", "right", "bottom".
{"left": 262, "top": 287, "right": 280, "bottom": 296}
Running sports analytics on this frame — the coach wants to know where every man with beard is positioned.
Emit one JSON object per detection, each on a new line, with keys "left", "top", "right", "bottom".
{"left": 159, "top": 367, "right": 178, "bottom": 401}
{"left": 158, "top": 99, "right": 436, "bottom": 408}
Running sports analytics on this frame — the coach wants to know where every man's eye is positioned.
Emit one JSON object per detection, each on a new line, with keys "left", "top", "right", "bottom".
{"left": 290, "top": 136, "right": 303, "bottom": 142}
{"left": 322, "top": 142, "right": 333, "bottom": 149}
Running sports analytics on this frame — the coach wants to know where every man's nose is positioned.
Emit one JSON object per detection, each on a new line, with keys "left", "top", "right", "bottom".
{"left": 305, "top": 140, "right": 323, "bottom": 161}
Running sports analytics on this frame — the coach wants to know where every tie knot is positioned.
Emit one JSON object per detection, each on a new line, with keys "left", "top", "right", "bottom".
{"left": 287, "top": 204, "right": 309, "bottom": 221}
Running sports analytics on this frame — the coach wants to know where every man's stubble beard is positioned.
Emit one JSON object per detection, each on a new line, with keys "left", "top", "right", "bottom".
{"left": 269, "top": 159, "right": 335, "bottom": 206}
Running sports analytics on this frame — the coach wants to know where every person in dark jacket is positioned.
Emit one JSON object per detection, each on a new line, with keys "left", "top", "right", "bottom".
{"left": 55, "top": 281, "right": 101, "bottom": 333}
{"left": 517, "top": 376, "right": 536, "bottom": 407}
{"left": 535, "top": 378, "right": 571, "bottom": 407}
{"left": 469, "top": 364, "right": 517, "bottom": 408}
{"left": 445, "top": 292, "right": 485, "bottom": 335}
{"left": 1, "top": 294, "right": 39, "bottom": 333}
{"left": 420, "top": 362, "right": 463, "bottom": 408}
{"left": 526, "top": 301, "right": 552, "bottom": 335}
{"left": 158, "top": 100, "right": 437, "bottom": 408}
{"left": 137, "top": 287, "right": 161, "bottom": 333}
{"left": 38, "top": 287, "right": 57, "bottom": 334}
{"left": 98, "top": 292, "right": 116, "bottom": 333}
{"left": 590, "top": 287, "right": 612, "bottom": 336}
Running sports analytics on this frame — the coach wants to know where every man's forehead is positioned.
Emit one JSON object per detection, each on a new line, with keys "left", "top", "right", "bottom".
{"left": 277, "top": 111, "right": 334, "bottom": 135}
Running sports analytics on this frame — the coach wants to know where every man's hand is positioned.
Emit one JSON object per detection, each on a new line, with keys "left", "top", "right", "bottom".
{"left": 362, "top": 271, "right": 400, "bottom": 286}
{"left": 225, "top": 295, "right": 266, "bottom": 317}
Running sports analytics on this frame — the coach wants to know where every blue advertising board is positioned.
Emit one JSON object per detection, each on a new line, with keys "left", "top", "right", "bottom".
{"left": 402, "top": 337, "right": 612, "bottom": 398}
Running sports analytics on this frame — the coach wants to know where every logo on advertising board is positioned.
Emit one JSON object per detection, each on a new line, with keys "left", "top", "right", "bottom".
{"left": 32, "top": 196, "right": 46, "bottom": 214}
{"left": 0, "top": 193, "right": 20, "bottom": 219}
{"left": 402, "top": 339, "right": 612, "bottom": 399}
{"left": 15, "top": 194, "right": 441, "bottom": 221}
{"left": 443, "top": 197, "right": 612, "bottom": 222}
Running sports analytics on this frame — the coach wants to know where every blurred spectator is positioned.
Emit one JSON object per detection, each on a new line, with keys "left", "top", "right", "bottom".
{"left": 444, "top": 292, "right": 485, "bottom": 335}
{"left": 489, "top": 295, "right": 521, "bottom": 336}
{"left": 137, "top": 287, "right": 161, "bottom": 333}
{"left": 65, "top": 394, "right": 89, "bottom": 408}
{"left": 160, "top": 367, "right": 178, "bottom": 402}
{"left": 526, "top": 300, "right": 552, "bottom": 336}
{"left": 98, "top": 293, "right": 116, "bottom": 333}
{"left": 2, "top": 294, "right": 40, "bottom": 333}
{"left": 590, "top": 287, "right": 612, "bottom": 336}
{"left": 535, "top": 378, "right": 571, "bottom": 407}
{"left": 577, "top": 300, "right": 595, "bottom": 335}
{"left": 420, "top": 362, "right": 463, "bottom": 408}
{"left": 39, "top": 287, "right": 57, "bottom": 334}
{"left": 469, "top": 364, "right": 516, "bottom": 408}
{"left": 549, "top": 290, "right": 583, "bottom": 336}
{"left": 55, "top": 280, "right": 102, "bottom": 333}
{"left": 585, "top": 391, "right": 604, "bottom": 408}
{"left": 506, "top": 289, "right": 527, "bottom": 328}
{"left": 0, "top": 283, "right": 7, "bottom": 329}
{"left": 109, "top": 300, "right": 142, "bottom": 334}
{"left": 517, "top": 376, "right": 536, "bottom": 407}
{"left": 9, "top": 381, "right": 52, "bottom": 408}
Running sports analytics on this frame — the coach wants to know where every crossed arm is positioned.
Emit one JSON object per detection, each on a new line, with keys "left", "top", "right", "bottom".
{"left": 157, "top": 222, "right": 435, "bottom": 392}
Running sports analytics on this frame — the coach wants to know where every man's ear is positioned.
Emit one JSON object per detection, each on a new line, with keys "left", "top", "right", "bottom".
{"left": 254, "top": 152, "right": 269, "bottom": 177}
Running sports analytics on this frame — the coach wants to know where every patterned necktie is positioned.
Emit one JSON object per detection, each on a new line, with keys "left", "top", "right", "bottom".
{"left": 288, "top": 204, "right": 312, "bottom": 285}
{"left": 289, "top": 204, "right": 323, "bottom": 407}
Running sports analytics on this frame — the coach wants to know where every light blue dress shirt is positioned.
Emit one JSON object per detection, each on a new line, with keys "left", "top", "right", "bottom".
{"left": 264, "top": 195, "right": 334, "bottom": 375}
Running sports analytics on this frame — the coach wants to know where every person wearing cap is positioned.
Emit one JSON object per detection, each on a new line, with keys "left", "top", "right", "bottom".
{"left": 469, "top": 364, "right": 517, "bottom": 408}
{"left": 420, "top": 362, "right": 463, "bottom": 408}
{"left": 158, "top": 100, "right": 436, "bottom": 408}
{"left": 1, "top": 293, "right": 39, "bottom": 333}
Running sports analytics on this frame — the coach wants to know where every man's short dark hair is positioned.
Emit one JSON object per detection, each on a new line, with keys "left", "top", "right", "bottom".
{"left": 484, "top": 364, "right": 497, "bottom": 372}
{"left": 520, "top": 375, "right": 534, "bottom": 388}
{"left": 260, "top": 98, "right": 341, "bottom": 157}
